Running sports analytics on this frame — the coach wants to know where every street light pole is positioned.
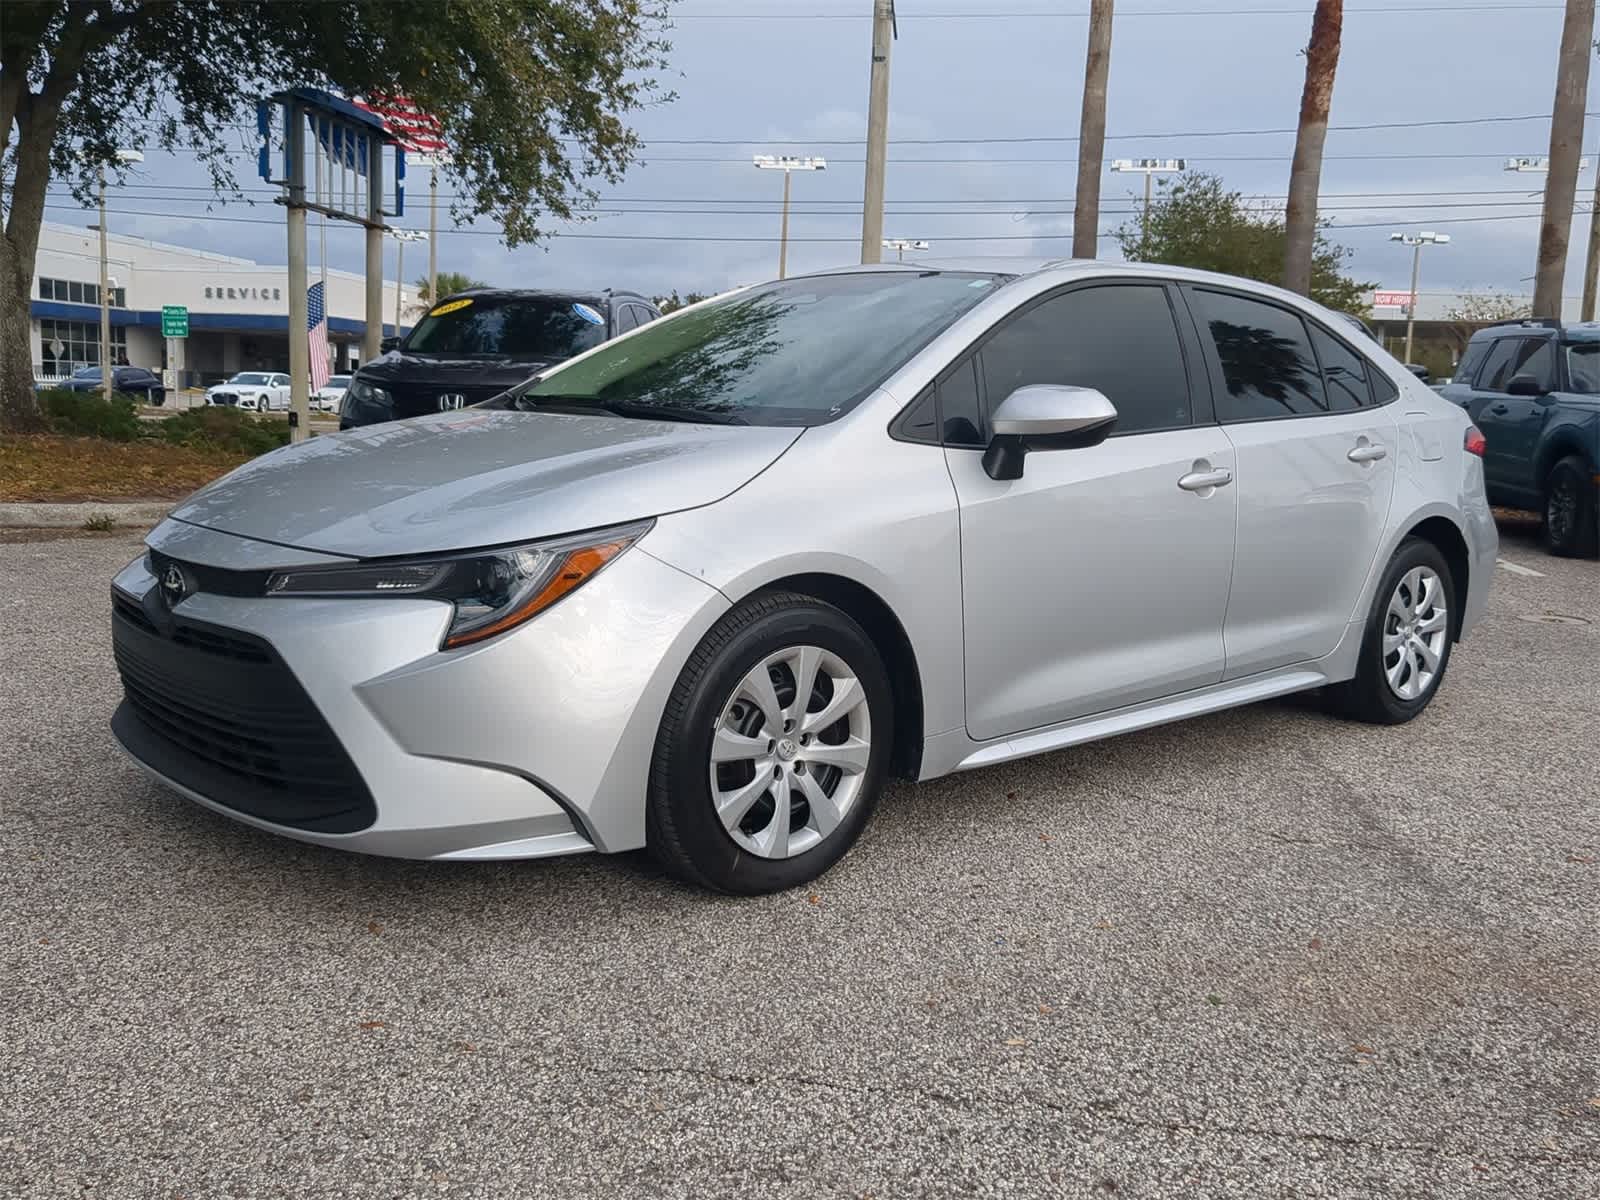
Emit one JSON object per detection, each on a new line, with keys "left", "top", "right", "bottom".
{"left": 387, "top": 229, "right": 428, "bottom": 334}
{"left": 1110, "top": 159, "right": 1186, "bottom": 256}
{"left": 882, "top": 238, "right": 929, "bottom": 262}
{"left": 754, "top": 155, "right": 826, "bottom": 280}
{"left": 1391, "top": 230, "right": 1450, "bottom": 364}
{"left": 96, "top": 148, "right": 143, "bottom": 401}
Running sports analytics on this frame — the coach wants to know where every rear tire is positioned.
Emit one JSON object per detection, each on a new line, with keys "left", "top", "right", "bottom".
{"left": 1544, "top": 454, "right": 1599, "bottom": 559}
{"left": 646, "top": 591, "right": 893, "bottom": 895}
{"left": 1329, "top": 537, "right": 1456, "bottom": 725}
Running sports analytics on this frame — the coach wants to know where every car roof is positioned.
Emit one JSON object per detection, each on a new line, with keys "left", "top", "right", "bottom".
{"left": 795, "top": 256, "right": 1347, "bottom": 312}
{"left": 434, "top": 287, "right": 655, "bottom": 307}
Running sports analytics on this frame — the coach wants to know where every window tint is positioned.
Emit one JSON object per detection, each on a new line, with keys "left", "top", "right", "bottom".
{"left": 1515, "top": 339, "right": 1555, "bottom": 391}
{"left": 407, "top": 296, "right": 610, "bottom": 359}
{"left": 1477, "top": 338, "right": 1550, "bottom": 392}
{"left": 977, "top": 285, "right": 1190, "bottom": 435}
{"left": 1309, "top": 325, "right": 1372, "bottom": 411}
{"left": 1370, "top": 370, "right": 1400, "bottom": 405}
{"left": 1192, "top": 289, "right": 1327, "bottom": 420}
{"left": 1453, "top": 340, "right": 1490, "bottom": 385}
{"left": 1566, "top": 343, "right": 1600, "bottom": 393}
{"left": 941, "top": 358, "right": 985, "bottom": 448}
{"left": 613, "top": 306, "right": 639, "bottom": 334}
{"left": 630, "top": 304, "right": 657, "bottom": 327}
{"left": 893, "top": 386, "right": 940, "bottom": 444}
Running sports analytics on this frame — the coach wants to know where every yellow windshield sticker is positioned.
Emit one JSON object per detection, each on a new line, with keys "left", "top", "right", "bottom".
{"left": 429, "top": 298, "right": 473, "bottom": 317}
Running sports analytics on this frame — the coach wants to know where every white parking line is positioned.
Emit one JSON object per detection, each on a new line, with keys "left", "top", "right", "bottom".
{"left": 1498, "top": 558, "right": 1546, "bottom": 578}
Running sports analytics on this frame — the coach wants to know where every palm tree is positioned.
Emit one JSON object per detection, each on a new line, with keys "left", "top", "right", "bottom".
{"left": 412, "top": 271, "right": 487, "bottom": 314}
{"left": 1283, "top": 0, "right": 1343, "bottom": 296}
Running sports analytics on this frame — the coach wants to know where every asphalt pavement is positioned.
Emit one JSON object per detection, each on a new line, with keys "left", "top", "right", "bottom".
{"left": 2, "top": 524, "right": 1596, "bottom": 1199}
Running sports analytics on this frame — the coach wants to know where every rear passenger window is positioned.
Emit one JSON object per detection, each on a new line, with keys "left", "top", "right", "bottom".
{"left": 977, "top": 284, "right": 1191, "bottom": 435}
{"left": 1192, "top": 289, "right": 1327, "bottom": 420}
{"left": 1309, "top": 325, "right": 1372, "bottom": 411}
{"left": 613, "top": 306, "right": 639, "bottom": 334}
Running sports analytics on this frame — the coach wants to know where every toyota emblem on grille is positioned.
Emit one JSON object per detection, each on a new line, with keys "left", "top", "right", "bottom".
{"left": 438, "top": 393, "right": 466, "bottom": 411}
{"left": 159, "top": 562, "right": 189, "bottom": 608}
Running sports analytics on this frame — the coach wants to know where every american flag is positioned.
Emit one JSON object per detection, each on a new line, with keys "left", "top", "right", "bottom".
{"left": 307, "top": 280, "right": 331, "bottom": 391}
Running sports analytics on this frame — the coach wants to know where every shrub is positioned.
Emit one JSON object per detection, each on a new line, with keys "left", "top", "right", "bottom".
{"left": 38, "top": 388, "right": 141, "bottom": 441}
{"left": 83, "top": 513, "right": 117, "bottom": 531}
{"left": 157, "top": 407, "right": 291, "bottom": 455}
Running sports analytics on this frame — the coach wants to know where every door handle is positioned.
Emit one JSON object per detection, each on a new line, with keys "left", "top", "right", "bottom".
{"left": 1177, "top": 467, "right": 1233, "bottom": 492}
{"left": 1489, "top": 403, "right": 1509, "bottom": 415}
{"left": 1347, "top": 443, "right": 1388, "bottom": 463}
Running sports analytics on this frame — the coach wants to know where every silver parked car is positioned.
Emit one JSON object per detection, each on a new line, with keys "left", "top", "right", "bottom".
{"left": 110, "top": 261, "right": 1497, "bottom": 894}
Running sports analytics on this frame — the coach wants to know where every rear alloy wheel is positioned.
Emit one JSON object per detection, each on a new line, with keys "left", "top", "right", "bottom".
{"left": 1544, "top": 454, "right": 1599, "bottom": 559}
{"left": 1330, "top": 537, "right": 1455, "bottom": 725}
{"left": 647, "top": 592, "right": 892, "bottom": 894}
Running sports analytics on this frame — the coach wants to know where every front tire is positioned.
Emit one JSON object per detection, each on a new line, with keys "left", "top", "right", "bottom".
{"left": 1329, "top": 538, "right": 1455, "bottom": 725}
{"left": 647, "top": 591, "right": 894, "bottom": 895}
{"left": 1544, "top": 454, "right": 1599, "bottom": 559}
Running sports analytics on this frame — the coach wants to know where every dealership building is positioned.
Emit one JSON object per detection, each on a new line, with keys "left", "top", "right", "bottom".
{"left": 30, "top": 221, "right": 416, "bottom": 384}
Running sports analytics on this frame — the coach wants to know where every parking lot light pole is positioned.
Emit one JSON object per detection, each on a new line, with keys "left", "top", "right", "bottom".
{"left": 754, "top": 155, "right": 826, "bottom": 280}
{"left": 882, "top": 238, "right": 929, "bottom": 262}
{"left": 1110, "top": 158, "right": 1186, "bottom": 254}
{"left": 1391, "top": 230, "right": 1450, "bottom": 365}
{"left": 97, "top": 148, "right": 144, "bottom": 401}
{"left": 388, "top": 229, "right": 428, "bottom": 334}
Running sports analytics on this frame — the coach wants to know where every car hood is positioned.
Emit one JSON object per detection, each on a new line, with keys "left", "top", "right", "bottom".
{"left": 168, "top": 409, "right": 803, "bottom": 558}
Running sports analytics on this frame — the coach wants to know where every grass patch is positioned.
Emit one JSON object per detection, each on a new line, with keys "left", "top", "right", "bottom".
{"left": 0, "top": 435, "right": 256, "bottom": 503}
{"left": 82, "top": 513, "right": 118, "bottom": 531}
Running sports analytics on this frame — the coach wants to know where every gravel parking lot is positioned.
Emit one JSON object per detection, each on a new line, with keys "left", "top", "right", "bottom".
{"left": 2, "top": 524, "right": 1596, "bottom": 1199}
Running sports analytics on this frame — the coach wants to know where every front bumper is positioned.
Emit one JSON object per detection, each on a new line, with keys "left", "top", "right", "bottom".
{"left": 109, "top": 526, "right": 729, "bottom": 859}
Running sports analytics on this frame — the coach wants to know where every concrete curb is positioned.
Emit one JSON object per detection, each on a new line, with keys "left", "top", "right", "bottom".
{"left": 0, "top": 501, "right": 170, "bottom": 529}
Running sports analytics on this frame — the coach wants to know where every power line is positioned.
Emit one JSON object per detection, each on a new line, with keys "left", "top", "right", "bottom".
{"left": 668, "top": 5, "right": 1559, "bottom": 17}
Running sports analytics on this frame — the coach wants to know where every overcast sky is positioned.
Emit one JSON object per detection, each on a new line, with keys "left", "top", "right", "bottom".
{"left": 41, "top": 1, "right": 1599, "bottom": 302}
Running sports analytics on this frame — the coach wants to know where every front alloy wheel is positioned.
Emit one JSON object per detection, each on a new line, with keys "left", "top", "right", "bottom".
{"left": 1331, "top": 536, "right": 1455, "bottom": 725}
{"left": 710, "top": 646, "right": 872, "bottom": 860}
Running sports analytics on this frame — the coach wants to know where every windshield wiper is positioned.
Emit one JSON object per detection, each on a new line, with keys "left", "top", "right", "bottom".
{"left": 514, "top": 394, "right": 746, "bottom": 425}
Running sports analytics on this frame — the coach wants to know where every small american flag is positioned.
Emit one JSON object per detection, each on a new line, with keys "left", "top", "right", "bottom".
{"left": 307, "top": 280, "right": 331, "bottom": 391}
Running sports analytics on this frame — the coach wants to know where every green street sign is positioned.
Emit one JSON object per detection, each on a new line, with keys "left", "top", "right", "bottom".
{"left": 161, "top": 305, "right": 189, "bottom": 338}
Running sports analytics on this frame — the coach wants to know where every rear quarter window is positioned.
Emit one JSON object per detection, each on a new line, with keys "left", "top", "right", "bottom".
{"left": 1452, "top": 340, "right": 1490, "bottom": 385}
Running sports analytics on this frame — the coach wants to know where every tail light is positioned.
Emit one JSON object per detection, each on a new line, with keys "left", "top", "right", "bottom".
{"left": 1464, "top": 426, "right": 1486, "bottom": 457}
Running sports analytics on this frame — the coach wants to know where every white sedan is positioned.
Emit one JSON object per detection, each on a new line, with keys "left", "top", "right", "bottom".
{"left": 313, "top": 374, "right": 352, "bottom": 413}
{"left": 205, "top": 372, "right": 291, "bottom": 411}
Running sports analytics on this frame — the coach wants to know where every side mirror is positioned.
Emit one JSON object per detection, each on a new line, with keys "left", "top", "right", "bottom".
{"left": 982, "top": 385, "right": 1118, "bottom": 481}
{"left": 379, "top": 336, "right": 401, "bottom": 354}
{"left": 1505, "top": 373, "right": 1545, "bottom": 397}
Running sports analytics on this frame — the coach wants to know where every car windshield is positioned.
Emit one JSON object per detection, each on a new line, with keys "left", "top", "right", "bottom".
{"left": 503, "top": 271, "right": 1005, "bottom": 426}
{"left": 230, "top": 373, "right": 271, "bottom": 385}
{"left": 404, "top": 295, "right": 609, "bottom": 359}
{"left": 327, "top": 375, "right": 351, "bottom": 387}
{"left": 1565, "top": 344, "right": 1600, "bottom": 393}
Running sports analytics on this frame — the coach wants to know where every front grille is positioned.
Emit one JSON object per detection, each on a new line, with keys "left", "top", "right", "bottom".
{"left": 210, "top": 392, "right": 238, "bottom": 405}
{"left": 390, "top": 380, "right": 508, "bottom": 418}
{"left": 111, "top": 589, "right": 376, "bottom": 833}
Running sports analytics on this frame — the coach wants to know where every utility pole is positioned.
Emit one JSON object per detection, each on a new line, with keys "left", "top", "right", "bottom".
{"left": 1110, "top": 159, "right": 1184, "bottom": 257}
{"left": 364, "top": 137, "right": 385, "bottom": 363}
{"left": 1391, "top": 230, "right": 1450, "bottom": 365}
{"left": 860, "top": 0, "right": 896, "bottom": 264}
{"left": 286, "top": 109, "right": 311, "bottom": 445}
{"left": 755, "top": 155, "right": 826, "bottom": 279}
{"left": 1533, "top": 0, "right": 1595, "bottom": 319}
{"left": 1073, "top": 0, "right": 1115, "bottom": 259}
{"left": 428, "top": 160, "right": 439, "bottom": 306}
{"left": 1585, "top": 142, "right": 1600, "bottom": 320}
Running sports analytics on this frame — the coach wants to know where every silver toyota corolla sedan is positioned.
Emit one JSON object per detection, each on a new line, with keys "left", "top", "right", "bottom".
{"left": 110, "top": 260, "right": 1497, "bottom": 893}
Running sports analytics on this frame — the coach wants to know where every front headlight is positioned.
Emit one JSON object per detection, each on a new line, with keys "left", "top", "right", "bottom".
{"left": 341, "top": 377, "right": 393, "bottom": 419}
{"left": 264, "top": 521, "right": 652, "bottom": 649}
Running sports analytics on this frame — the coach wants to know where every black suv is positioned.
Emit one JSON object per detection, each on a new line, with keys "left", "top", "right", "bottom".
{"left": 1440, "top": 318, "right": 1599, "bottom": 556}
{"left": 340, "top": 288, "right": 662, "bottom": 429}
